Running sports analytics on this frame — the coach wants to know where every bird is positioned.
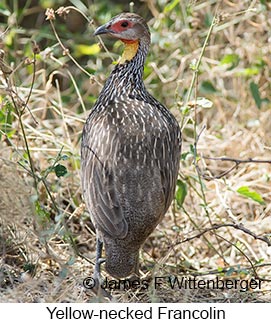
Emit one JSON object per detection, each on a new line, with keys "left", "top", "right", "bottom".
{"left": 81, "top": 12, "right": 181, "bottom": 280}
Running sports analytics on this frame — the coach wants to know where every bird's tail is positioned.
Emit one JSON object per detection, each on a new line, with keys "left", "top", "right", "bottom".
{"left": 104, "top": 238, "right": 139, "bottom": 279}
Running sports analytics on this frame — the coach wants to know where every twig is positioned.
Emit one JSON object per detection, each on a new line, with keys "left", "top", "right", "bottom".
{"left": 189, "top": 262, "right": 271, "bottom": 278}
{"left": 21, "top": 43, "right": 38, "bottom": 115}
{"left": 1, "top": 78, "right": 38, "bottom": 191}
{"left": 203, "top": 156, "right": 271, "bottom": 164}
{"left": 215, "top": 232, "right": 258, "bottom": 278}
{"left": 66, "top": 69, "right": 87, "bottom": 112}
{"left": 174, "top": 5, "right": 227, "bottom": 262}
{"left": 184, "top": 18, "right": 217, "bottom": 107}
{"left": 48, "top": 19, "right": 95, "bottom": 80}
{"left": 174, "top": 223, "right": 271, "bottom": 247}
{"left": 201, "top": 156, "right": 271, "bottom": 179}
{"left": 57, "top": 6, "right": 114, "bottom": 62}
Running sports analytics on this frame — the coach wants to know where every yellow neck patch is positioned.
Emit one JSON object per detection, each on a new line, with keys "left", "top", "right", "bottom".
{"left": 119, "top": 40, "right": 139, "bottom": 64}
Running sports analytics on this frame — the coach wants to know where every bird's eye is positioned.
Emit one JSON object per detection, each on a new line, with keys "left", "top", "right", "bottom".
{"left": 121, "top": 21, "right": 129, "bottom": 28}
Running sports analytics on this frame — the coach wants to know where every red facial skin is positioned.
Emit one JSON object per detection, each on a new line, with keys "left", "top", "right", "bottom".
{"left": 109, "top": 20, "right": 137, "bottom": 44}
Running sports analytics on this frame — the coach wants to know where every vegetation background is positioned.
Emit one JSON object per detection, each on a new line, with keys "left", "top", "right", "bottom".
{"left": 0, "top": 0, "right": 271, "bottom": 302}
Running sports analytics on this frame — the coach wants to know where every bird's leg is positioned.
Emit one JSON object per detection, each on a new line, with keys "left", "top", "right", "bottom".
{"left": 93, "top": 237, "right": 105, "bottom": 283}
{"left": 128, "top": 258, "right": 140, "bottom": 284}
{"left": 91, "top": 238, "right": 112, "bottom": 300}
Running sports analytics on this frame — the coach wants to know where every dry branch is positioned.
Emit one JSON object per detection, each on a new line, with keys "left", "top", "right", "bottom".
{"left": 201, "top": 156, "right": 271, "bottom": 179}
{"left": 174, "top": 223, "right": 271, "bottom": 247}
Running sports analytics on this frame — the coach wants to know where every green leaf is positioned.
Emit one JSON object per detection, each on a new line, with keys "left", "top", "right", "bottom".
{"left": 200, "top": 81, "right": 217, "bottom": 94}
{"left": 61, "top": 154, "right": 69, "bottom": 161}
{"left": 204, "top": 13, "right": 213, "bottom": 27}
{"left": 0, "top": 102, "right": 14, "bottom": 139}
{"left": 237, "top": 67, "right": 259, "bottom": 76}
{"left": 0, "top": 3, "right": 10, "bottom": 16}
{"left": 189, "top": 59, "right": 197, "bottom": 71}
{"left": 189, "top": 144, "right": 195, "bottom": 155}
{"left": 226, "top": 267, "right": 236, "bottom": 276}
{"left": 35, "top": 200, "right": 50, "bottom": 225}
{"left": 4, "top": 29, "right": 16, "bottom": 47}
{"left": 254, "top": 258, "right": 265, "bottom": 265}
{"left": 66, "top": 256, "right": 76, "bottom": 266}
{"left": 220, "top": 53, "right": 240, "bottom": 70}
{"left": 249, "top": 81, "right": 262, "bottom": 109}
{"left": 23, "top": 263, "right": 35, "bottom": 274}
{"left": 181, "top": 151, "right": 190, "bottom": 160}
{"left": 164, "top": 0, "right": 179, "bottom": 13}
{"left": 54, "top": 164, "right": 67, "bottom": 177}
{"left": 59, "top": 267, "right": 68, "bottom": 279}
{"left": 175, "top": 180, "right": 187, "bottom": 207}
{"left": 171, "top": 225, "right": 181, "bottom": 233}
{"left": 237, "top": 186, "right": 265, "bottom": 205}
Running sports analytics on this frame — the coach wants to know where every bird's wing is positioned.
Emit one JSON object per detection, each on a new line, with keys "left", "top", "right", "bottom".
{"left": 143, "top": 99, "right": 181, "bottom": 212}
{"left": 81, "top": 110, "right": 128, "bottom": 239}
{"left": 122, "top": 95, "right": 181, "bottom": 212}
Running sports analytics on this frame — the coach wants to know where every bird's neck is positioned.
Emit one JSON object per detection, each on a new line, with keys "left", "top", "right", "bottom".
{"left": 106, "top": 39, "right": 149, "bottom": 97}
{"left": 118, "top": 40, "right": 139, "bottom": 65}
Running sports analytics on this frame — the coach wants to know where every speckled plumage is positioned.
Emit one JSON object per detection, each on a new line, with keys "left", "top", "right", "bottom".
{"left": 81, "top": 13, "right": 181, "bottom": 278}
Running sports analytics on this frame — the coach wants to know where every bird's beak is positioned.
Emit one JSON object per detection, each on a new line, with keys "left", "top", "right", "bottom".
{"left": 94, "top": 23, "right": 111, "bottom": 36}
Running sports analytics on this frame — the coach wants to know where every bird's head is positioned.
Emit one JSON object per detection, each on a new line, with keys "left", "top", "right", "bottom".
{"left": 94, "top": 13, "right": 150, "bottom": 64}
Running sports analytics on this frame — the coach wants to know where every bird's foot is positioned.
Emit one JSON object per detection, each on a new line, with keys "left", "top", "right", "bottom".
{"left": 92, "top": 258, "right": 112, "bottom": 300}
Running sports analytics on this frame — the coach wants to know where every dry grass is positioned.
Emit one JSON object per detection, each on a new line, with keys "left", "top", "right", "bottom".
{"left": 0, "top": 0, "right": 271, "bottom": 302}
